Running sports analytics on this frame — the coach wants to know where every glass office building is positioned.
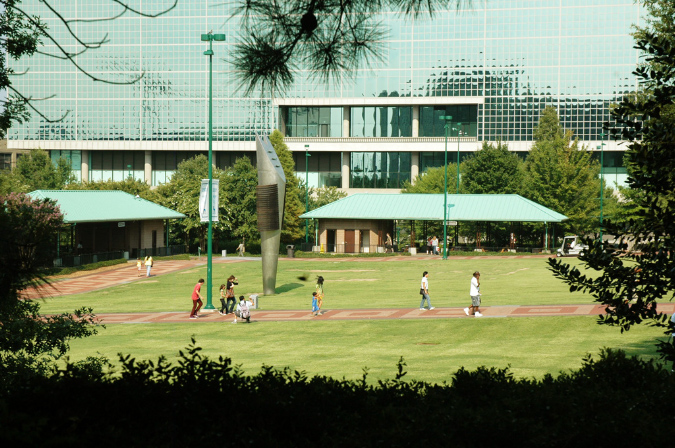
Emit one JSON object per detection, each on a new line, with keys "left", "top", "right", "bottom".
{"left": 7, "top": 0, "right": 641, "bottom": 190}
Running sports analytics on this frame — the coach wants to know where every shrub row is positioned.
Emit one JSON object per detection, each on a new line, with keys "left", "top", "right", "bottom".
{"left": 1, "top": 346, "right": 673, "bottom": 447}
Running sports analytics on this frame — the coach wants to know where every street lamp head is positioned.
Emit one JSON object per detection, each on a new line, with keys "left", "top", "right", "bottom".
{"left": 440, "top": 115, "right": 453, "bottom": 121}
{"left": 201, "top": 33, "right": 226, "bottom": 42}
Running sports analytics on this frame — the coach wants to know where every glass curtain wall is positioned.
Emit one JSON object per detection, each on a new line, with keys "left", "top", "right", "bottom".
{"left": 350, "top": 152, "right": 411, "bottom": 188}
{"left": 284, "top": 107, "right": 343, "bottom": 137}
{"left": 351, "top": 107, "right": 412, "bottom": 137}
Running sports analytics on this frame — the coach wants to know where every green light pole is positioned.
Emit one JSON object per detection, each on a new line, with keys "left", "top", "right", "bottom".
{"left": 127, "top": 164, "right": 132, "bottom": 179}
{"left": 305, "top": 144, "right": 310, "bottom": 245}
{"left": 455, "top": 124, "right": 462, "bottom": 193}
{"left": 201, "top": 31, "right": 226, "bottom": 310}
{"left": 440, "top": 115, "right": 452, "bottom": 260}
{"left": 597, "top": 132, "right": 606, "bottom": 241}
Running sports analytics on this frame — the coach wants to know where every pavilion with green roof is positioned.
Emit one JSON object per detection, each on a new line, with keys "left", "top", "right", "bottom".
{"left": 29, "top": 190, "right": 185, "bottom": 258}
{"left": 299, "top": 193, "right": 567, "bottom": 253}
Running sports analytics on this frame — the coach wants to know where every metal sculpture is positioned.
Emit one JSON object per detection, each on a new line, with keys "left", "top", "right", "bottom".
{"left": 256, "top": 134, "right": 286, "bottom": 295}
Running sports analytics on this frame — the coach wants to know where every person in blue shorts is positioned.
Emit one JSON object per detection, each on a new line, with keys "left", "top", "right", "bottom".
{"left": 311, "top": 291, "right": 320, "bottom": 316}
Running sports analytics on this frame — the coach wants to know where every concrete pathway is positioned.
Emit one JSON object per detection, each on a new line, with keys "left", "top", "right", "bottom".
{"left": 24, "top": 255, "right": 675, "bottom": 323}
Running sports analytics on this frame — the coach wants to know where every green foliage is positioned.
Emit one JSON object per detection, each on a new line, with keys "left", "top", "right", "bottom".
{"left": 0, "top": 192, "right": 63, "bottom": 302}
{"left": 152, "top": 155, "right": 227, "bottom": 251}
{"left": 401, "top": 163, "right": 459, "bottom": 194}
{"left": 0, "top": 148, "right": 74, "bottom": 194}
{"left": 1, "top": 345, "right": 672, "bottom": 446}
{"left": 231, "top": 1, "right": 464, "bottom": 95}
{"left": 461, "top": 141, "right": 524, "bottom": 194}
{"left": 549, "top": 1, "right": 675, "bottom": 363}
{"left": 523, "top": 107, "right": 602, "bottom": 235}
{"left": 220, "top": 156, "right": 259, "bottom": 242}
{"left": 270, "top": 130, "right": 305, "bottom": 243}
{"left": 66, "top": 177, "right": 153, "bottom": 198}
{"left": 0, "top": 192, "right": 101, "bottom": 384}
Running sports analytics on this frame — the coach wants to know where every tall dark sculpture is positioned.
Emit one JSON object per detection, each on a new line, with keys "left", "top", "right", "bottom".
{"left": 256, "top": 134, "right": 286, "bottom": 295}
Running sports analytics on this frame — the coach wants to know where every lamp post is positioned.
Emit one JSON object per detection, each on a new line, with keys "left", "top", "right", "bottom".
{"left": 440, "top": 115, "right": 452, "bottom": 260}
{"left": 305, "top": 144, "right": 310, "bottom": 245}
{"left": 597, "top": 132, "right": 606, "bottom": 242}
{"left": 201, "top": 31, "right": 226, "bottom": 310}
{"left": 127, "top": 164, "right": 132, "bottom": 179}
{"left": 455, "top": 124, "right": 462, "bottom": 193}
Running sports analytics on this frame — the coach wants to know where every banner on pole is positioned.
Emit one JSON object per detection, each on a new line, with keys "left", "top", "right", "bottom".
{"left": 199, "top": 179, "right": 219, "bottom": 222}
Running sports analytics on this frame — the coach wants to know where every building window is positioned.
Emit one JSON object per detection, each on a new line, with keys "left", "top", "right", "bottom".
{"left": 350, "top": 152, "right": 411, "bottom": 188}
{"left": 419, "top": 105, "right": 478, "bottom": 137}
{"left": 0, "top": 153, "right": 11, "bottom": 171}
{"left": 350, "top": 106, "right": 412, "bottom": 137}
{"left": 50, "top": 150, "right": 82, "bottom": 182}
{"left": 293, "top": 151, "right": 341, "bottom": 188}
{"left": 282, "top": 107, "right": 343, "bottom": 137}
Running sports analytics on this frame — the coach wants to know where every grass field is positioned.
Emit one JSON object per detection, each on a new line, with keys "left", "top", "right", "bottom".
{"left": 40, "top": 256, "right": 597, "bottom": 314}
{"left": 40, "top": 256, "right": 666, "bottom": 383}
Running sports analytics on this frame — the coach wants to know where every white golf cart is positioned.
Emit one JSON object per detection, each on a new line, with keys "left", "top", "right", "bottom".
{"left": 556, "top": 235, "right": 588, "bottom": 257}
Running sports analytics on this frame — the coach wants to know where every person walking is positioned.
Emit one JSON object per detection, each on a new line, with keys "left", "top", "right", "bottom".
{"left": 144, "top": 255, "right": 153, "bottom": 277}
{"left": 385, "top": 233, "right": 393, "bottom": 253}
{"left": 419, "top": 271, "right": 435, "bottom": 310}
{"left": 311, "top": 291, "right": 320, "bottom": 316}
{"left": 236, "top": 240, "right": 245, "bottom": 257}
{"left": 136, "top": 258, "right": 142, "bottom": 277}
{"left": 224, "top": 275, "right": 238, "bottom": 315}
{"left": 431, "top": 236, "right": 439, "bottom": 255}
{"left": 218, "top": 284, "right": 227, "bottom": 315}
{"left": 464, "top": 271, "right": 483, "bottom": 317}
{"left": 190, "top": 278, "right": 204, "bottom": 319}
{"left": 315, "top": 276, "right": 325, "bottom": 315}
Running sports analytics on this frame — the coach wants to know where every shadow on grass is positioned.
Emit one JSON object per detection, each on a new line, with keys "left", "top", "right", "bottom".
{"left": 275, "top": 282, "right": 305, "bottom": 294}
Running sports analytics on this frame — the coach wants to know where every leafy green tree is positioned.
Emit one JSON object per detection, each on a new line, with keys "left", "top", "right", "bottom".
{"left": 0, "top": 148, "right": 74, "bottom": 194}
{"left": 459, "top": 141, "right": 525, "bottom": 246}
{"left": 461, "top": 141, "right": 524, "bottom": 194}
{"left": 152, "top": 155, "right": 227, "bottom": 252}
{"left": 401, "top": 163, "right": 459, "bottom": 194}
{"left": 65, "top": 178, "right": 153, "bottom": 198}
{"left": 220, "top": 156, "right": 259, "bottom": 243}
{"left": 548, "top": 0, "right": 675, "bottom": 363}
{"left": 269, "top": 130, "right": 305, "bottom": 244}
{"left": 0, "top": 1, "right": 176, "bottom": 137}
{"left": 0, "top": 192, "right": 100, "bottom": 381}
{"left": 522, "top": 107, "right": 604, "bottom": 236}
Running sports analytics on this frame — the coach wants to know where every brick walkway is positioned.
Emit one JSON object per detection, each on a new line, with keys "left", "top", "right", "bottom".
{"left": 24, "top": 255, "right": 675, "bottom": 323}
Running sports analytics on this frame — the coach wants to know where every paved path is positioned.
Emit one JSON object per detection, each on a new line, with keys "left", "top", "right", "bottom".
{"left": 24, "top": 255, "right": 675, "bottom": 323}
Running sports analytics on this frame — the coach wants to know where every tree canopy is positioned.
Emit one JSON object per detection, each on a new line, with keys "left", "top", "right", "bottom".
{"left": 523, "top": 107, "right": 603, "bottom": 235}
{"left": 461, "top": 141, "right": 524, "bottom": 195}
{"left": 548, "top": 0, "right": 675, "bottom": 363}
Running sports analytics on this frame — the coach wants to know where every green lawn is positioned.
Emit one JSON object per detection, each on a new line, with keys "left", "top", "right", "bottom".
{"left": 38, "top": 256, "right": 667, "bottom": 384}
{"left": 63, "top": 316, "right": 664, "bottom": 384}
{"left": 40, "top": 257, "right": 595, "bottom": 314}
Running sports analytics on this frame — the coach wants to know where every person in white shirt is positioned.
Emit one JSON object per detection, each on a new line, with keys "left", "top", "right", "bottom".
{"left": 419, "top": 271, "right": 435, "bottom": 311}
{"left": 464, "top": 271, "right": 483, "bottom": 317}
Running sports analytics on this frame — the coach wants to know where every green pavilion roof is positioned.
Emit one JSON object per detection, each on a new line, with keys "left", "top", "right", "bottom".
{"left": 300, "top": 194, "right": 568, "bottom": 222}
{"left": 29, "top": 190, "right": 185, "bottom": 223}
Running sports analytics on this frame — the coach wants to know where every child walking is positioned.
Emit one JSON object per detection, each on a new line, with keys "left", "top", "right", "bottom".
{"left": 315, "top": 276, "right": 325, "bottom": 315}
{"left": 311, "top": 292, "right": 320, "bottom": 316}
{"left": 136, "top": 258, "right": 142, "bottom": 277}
